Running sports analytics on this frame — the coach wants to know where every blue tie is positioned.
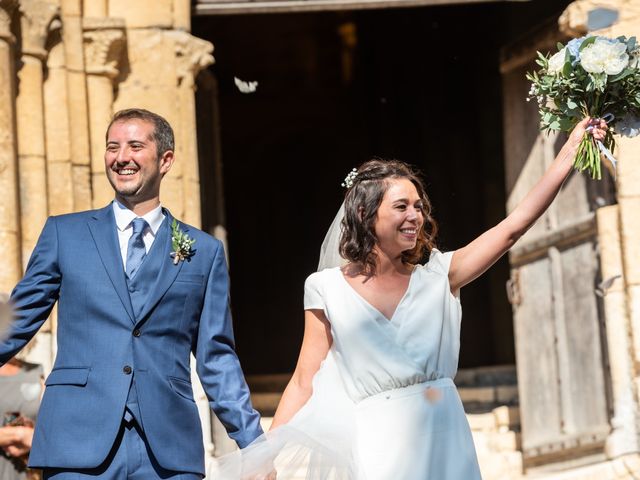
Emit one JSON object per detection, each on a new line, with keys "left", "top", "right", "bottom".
{"left": 125, "top": 218, "right": 148, "bottom": 279}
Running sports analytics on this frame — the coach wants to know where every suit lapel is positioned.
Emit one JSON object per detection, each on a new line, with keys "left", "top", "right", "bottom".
{"left": 136, "top": 209, "right": 185, "bottom": 324}
{"left": 87, "top": 205, "right": 135, "bottom": 322}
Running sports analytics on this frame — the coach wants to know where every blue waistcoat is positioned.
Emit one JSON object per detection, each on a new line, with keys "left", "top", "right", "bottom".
{"left": 124, "top": 220, "right": 169, "bottom": 425}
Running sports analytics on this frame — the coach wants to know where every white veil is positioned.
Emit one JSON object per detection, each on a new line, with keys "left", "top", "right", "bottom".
{"left": 317, "top": 202, "right": 347, "bottom": 271}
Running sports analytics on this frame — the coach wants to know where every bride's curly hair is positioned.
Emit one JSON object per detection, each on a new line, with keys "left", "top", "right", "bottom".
{"left": 339, "top": 159, "right": 438, "bottom": 277}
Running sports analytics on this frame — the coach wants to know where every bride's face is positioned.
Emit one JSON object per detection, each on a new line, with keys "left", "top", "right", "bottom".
{"left": 373, "top": 178, "right": 424, "bottom": 257}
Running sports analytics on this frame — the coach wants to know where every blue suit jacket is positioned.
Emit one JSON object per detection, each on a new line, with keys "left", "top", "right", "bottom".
{"left": 0, "top": 205, "right": 263, "bottom": 475}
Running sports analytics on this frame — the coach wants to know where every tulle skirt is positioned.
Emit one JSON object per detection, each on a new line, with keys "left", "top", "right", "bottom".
{"left": 206, "top": 353, "right": 481, "bottom": 480}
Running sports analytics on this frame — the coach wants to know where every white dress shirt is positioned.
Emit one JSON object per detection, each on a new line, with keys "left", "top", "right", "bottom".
{"left": 112, "top": 200, "right": 166, "bottom": 267}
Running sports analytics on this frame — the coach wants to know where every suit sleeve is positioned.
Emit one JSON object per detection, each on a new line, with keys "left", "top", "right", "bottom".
{"left": 1, "top": 217, "right": 61, "bottom": 365}
{"left": 194, "top": 239, "right": 263, "bottom": 448}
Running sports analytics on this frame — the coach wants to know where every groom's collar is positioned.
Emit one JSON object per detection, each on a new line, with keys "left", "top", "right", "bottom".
{"left": 111, "top": 200, "right": 165, "bottom": 235}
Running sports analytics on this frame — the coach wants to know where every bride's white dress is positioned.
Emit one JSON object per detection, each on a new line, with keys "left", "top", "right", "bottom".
{"left": 207, "top": 250, "right": 482, "bottom": 479}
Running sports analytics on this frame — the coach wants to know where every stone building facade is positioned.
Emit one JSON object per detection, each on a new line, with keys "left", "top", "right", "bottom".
{"left": 1, "top": 0, "right": 640, "bottom": 478}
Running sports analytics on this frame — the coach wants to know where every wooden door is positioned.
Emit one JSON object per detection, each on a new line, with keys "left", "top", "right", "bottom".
{"left": 500, "top": 20, "right": 615, "bottom": 468}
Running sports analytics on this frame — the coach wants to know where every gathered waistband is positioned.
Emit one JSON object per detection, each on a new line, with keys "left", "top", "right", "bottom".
{"left": 357, "top": 377, "right": 455, "bottom": 407}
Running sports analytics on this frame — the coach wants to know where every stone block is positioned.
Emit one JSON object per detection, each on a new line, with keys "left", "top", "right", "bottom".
{"left": 496, "top": 385, "right": 519, "bottom": 404}
{"left": 44, "top": 64, "right": 71, "bottom": 164}
{"left": 459, "top": 386, "right": 496, "bottom": 404}
{"left": 173, "top": 0, "right": 190, "bottom": 31}
{"left": 467, "top": 412, "right": 496, "bottom": 431}
{"left": 61, "top": 0, "right": 82, "bottom": 17}
{"left": 493, "top": 405, "right": 520, "bottom": 430}
{"left": 617, "top": 137, "right": 640, "bottom": 199}
{"left": 0, "top": 230, "right": 21, "bottom": 290}
{"left": 490, "top": 431, "right": 520, "bottom": 452}
{"left": 83, "top": 0, "right": 106, "bottom": 17}
{"left": 48, "top": 160, "right": 73, "bottom": 215}
{"left": 61, "top": 18, "right": 85, "bottom": 71}
{"left": 72, "top": 165, "right": 92, "bottom": 210}
{"left": 630, "top": 286, "right": 640, "bottom": 364}
{"left": 116, "top": 29, "right": 176, "bottom": 84}
{"left": 91, "top": 171, "right": 113, "bottom": 208}
{"left": 183, "top": 178, "right": 201, "bottom": 228}
{"left": 597, "top": 205, "right": 625, "bottom": 293}
{"left": 109, "top": 0, "right": 173, "bottom": 29}
{"left": 162, "top": 175, "right": 184, "bottom": 219}
{"left": 16, "top": 58, "right": 46, "bottom": 157}
{"left": 619, "top": 197, "right": 640, "bottom": 285}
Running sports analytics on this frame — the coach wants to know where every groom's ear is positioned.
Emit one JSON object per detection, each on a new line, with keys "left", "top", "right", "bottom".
{"left": 159, "top": 150, "right": 175, "bottom": 176}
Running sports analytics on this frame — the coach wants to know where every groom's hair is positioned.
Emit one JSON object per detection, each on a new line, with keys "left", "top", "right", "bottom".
{"left": 106, "top": 108, "right": 175, "bottom": 159}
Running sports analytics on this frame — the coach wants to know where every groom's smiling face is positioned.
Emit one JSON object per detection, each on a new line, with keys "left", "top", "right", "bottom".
{"left": 105, "top": 119, "right": 174, "bottom": 205}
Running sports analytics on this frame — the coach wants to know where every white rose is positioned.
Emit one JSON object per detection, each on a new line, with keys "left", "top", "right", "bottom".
{"left": 580, "top": 38, "right": 629, "bottom": 75}
{"left": 548, "top": 48, "right": 567, "bottom": 73}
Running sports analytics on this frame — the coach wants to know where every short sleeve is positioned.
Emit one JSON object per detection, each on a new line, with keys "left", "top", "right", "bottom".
{"left": 304, "top": 272, "right": 325, "bottom": 311}
{"left": 425, "top": 249, "right": 455, "bottom": 275}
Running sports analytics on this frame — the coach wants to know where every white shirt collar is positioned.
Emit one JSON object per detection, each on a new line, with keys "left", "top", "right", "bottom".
{"left": 112, "top": 200, "right": 165, "bottom": 235}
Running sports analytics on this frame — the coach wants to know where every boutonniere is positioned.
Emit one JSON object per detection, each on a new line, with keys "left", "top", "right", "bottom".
{"left": 170, "top": 219, "right": 195, "bottom": 264}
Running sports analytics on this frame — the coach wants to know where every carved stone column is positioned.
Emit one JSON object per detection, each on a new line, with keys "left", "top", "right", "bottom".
{"left": 0, "top": 0, "right": 21, "bottom": 292}
{"left": 62, "top": 0, "right": 92, "bottom": 211}
{"left": 15, "top": 0, "right": 58, "bottom": 269}
{"left": 82, "top": 17, "right": 125, "bottom": 208}
{"left": 169, "top": 31, "right": 214, "bottom": 228}
{"left": 44, "top": 21, "right": 73, "bottom": 216}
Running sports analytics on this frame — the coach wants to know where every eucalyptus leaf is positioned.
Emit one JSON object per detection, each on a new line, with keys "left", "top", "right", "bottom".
{"left": 610, "top": 68, "right": 635, "bottom": 82}
{"left": 628, "top": 36, "right": 637, "bottom": 51}
{"left": 580, "top": 36, "right": 597, "bottom": 51}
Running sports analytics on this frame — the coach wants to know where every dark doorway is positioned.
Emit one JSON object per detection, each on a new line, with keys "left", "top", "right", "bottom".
{"left": 193, "top": 0, "right": 572, "bottom": 374}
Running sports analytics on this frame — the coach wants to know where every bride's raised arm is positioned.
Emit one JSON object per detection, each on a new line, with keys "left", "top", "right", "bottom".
{"left": 448, "top": 116, "right": 608, "bottom": 293}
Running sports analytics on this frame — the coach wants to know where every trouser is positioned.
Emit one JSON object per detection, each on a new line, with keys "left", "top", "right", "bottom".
{"left": 42, "top": 420, "right": 203, "bottom": 480}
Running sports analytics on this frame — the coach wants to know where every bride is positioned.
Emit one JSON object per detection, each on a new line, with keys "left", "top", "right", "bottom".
{"left": 208, "top": 117, "right": 608, "bottom": 480}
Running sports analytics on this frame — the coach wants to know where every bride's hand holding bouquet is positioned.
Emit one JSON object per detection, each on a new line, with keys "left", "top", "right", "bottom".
{"left": 527, "top": 35, "right": 640, "bottom": 179}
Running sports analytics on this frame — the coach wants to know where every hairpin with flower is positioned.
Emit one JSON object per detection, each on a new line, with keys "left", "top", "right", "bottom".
{"left": 341, "top": 168, "right": 358, "bottom": 188}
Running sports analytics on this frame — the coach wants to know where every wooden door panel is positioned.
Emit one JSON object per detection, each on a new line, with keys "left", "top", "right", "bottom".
{"left": 558, "top": 242, "right": 608, "bottom": 433}
{"left": 514, "top": 257, "right": 563, "bottom": 448}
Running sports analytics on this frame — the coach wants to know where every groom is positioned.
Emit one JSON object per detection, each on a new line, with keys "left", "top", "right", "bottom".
{"left": 0, "top": 109, "right": 263, "bottom": 478}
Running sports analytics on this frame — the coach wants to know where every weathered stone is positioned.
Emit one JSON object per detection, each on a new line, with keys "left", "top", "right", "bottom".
{"left": 0, "top": 0, "right": 18, "bottom": 43}
{"left": 61, "top": 14, "right": 84, "bottom": 70}
{"left": 597, "top": 206, "right": 640, "bottom": 458}
{"left": 617, "top": 137, "right": 640, "bottom": 199}
{"left": 72, "top": 164, "right": 92, "bottom": 210}
{"left": 108, "top": 0, "right": 173, "bottom": 28}
{"left": 83, "top": 0, "right": 106, "bottom": 17}
{"left": 173, "top": 0, "right": 190, "bottom": 31}
{"left": 19, "top": 0, "right": 59, "bottom": 59}
{"left": 16, "top": 55, "right": 48, "bottom": 267}
{"left": 60, "top": 0, "right": 81, "bottom": 17}
{"left": 559, "top": 0, "right": 640, "bottom": 37}
{"left": 82, "top": 16, "right": 125, "bottom": 78}
{"left": 619, "top": 197, "right": 640, "bottom": 285}
{"left": 161, "top": 176, "right": 184, "bottom": 219}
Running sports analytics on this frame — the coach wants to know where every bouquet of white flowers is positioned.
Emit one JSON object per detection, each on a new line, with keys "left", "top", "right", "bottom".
{"left": 527, "top": 35, "right": 640, "bottom": 179}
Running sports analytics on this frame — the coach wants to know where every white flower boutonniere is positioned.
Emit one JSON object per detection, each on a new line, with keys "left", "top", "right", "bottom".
{"left": 170, "top": 219, "right": 195, "bottom": 264}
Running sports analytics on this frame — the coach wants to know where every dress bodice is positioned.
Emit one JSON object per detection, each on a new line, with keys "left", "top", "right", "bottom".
{"left": 304, "top": 250, "right": 461, "bottom": 402}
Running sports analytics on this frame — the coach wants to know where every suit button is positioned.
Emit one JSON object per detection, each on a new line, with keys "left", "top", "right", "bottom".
{"left": 133, "top": 329, "right": 141, "bottom": 337}
{"left": 123, "top": 365, "right": 132, "bottom": 375}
